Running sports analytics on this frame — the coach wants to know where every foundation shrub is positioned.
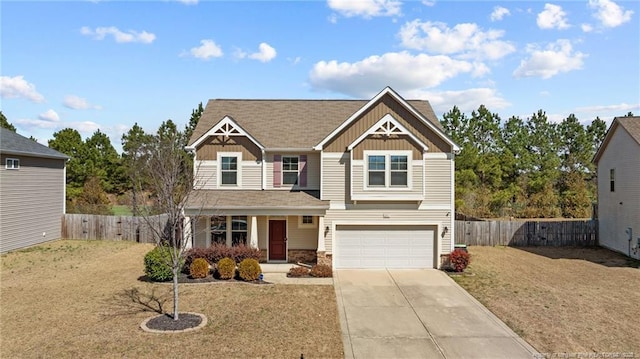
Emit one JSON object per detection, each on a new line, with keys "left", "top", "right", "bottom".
{"left": 288, "top": 266, "right": 310, "bottom": 277}
{"left": 183, "top": 244, "right": 261, "bottom": 272}
{"left": 217, "top": 257, "right": 236, "bottom": 280}
{"left": 309, "top": 264, "right": 332, "bottom": 278}
{"left": 238, "top": 258, "right": 262, "bottom": 281}
{"left": 144, "top": 246, "right": 180, "bottom": 282}
{"left": 450, "top": 249, "right": 471, "bottom": 272}
{"left": 189, "top": 258, "right": 210, "bottom": 279}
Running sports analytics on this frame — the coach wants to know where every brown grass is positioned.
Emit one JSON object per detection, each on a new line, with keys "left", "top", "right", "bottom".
{"left": 0, "top": 240, "right": 343, "bottom": 358}
{"left": 453, "top": 246, "right": 640, "bottom": 355}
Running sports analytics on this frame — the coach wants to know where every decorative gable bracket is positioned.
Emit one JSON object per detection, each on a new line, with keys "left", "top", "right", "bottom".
{"left": 347, "top": 113, "right": 429, "bottom": 152}
{"left": 186, "top": 116, "right": 264, "bottom": 151}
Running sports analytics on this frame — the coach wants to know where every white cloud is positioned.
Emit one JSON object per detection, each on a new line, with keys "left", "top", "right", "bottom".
{"left": 328, "top": 13, "right": 338, "bottom": 24}
{"left": 288, "top": 56, "right": 302, "bottom": 65}
{"left": 182, "top": 39, "right": 223, "bottom": 60}
{"left": 14, "top": 118, "right": 59, "bottom": 129}
{"left": 581, "top": 23, "right": 594, "bottom": 32}
{"left": 63, "top": 95, "right": 101, "bottom": 110}
{"left": 177, "top": 0, "right": 198, "bottom": 4}
{"left": 309, "top": 51, "right": 480, "bottom": 97}
{"left": 70, "top": 121, "right": 102, "bottom": 134}
{"left": 407, "top": 88, "right": 510, "bottom": 114}
{"left": 537, "top": 3, "right": 570, "bottom": 29}
{"left": 490, "top": 6, "right": 510, "bottom": 21}
{"left": 513, "top": 39, "right": 586, "bottom": 79}
{"left": 398, "top": 20, "right": 515, "bottom": 60}
{"left": 327, "top": 0, "right": 401, "bottom": 18}
{"left": 80, "top": 26, "right": 156, "bottom": 44}
{"left": 576, "top": 102, "right": 640, "bottom": 114}
{"left": 39, "top": 109, "right": 60, "bottom": 122}
{"left": 588, "top": 0, "right": 633, "bottom": 28}
{"left": 0, "top": 75, "right": 45, "bottom": 103}
{"left": 421, "top": 0, "right": 436, "bottom": 6}
{"left": 248, "top": 43, "right": 277, "bottom": 62}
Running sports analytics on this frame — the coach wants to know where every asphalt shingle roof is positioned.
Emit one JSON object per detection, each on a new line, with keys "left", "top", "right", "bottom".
{"left": 188, "top": 98, "right": 443, "bottom": 149}
{"left": 186, "top": 190, "right": 328, "bottom": 211}
{"left": 617, "top": 116, "right": 640, "bottom": 144}
{"left": 0, "top": 128, "right": 69, "bottom": 160}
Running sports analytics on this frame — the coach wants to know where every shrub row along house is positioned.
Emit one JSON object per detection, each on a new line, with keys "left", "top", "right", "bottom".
{"left": 184, "top": 87, "right": 459, "bottom": 269}
{"left": 0, "top": 128, "right": 69, "bottom": 253}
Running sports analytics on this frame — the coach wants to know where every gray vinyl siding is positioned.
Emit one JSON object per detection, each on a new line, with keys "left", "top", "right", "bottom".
{"left": 597, "top": 128, "right": 640, "bottom": 259}
{"left": 265, "top": 152, "right": 320, "bottom": 190}
{"left": 195, "top": 161, "right": 216, "bottom": 190}
{"left": 424, "top": 157, "right": 452, "bottom": 206}
{"left": 0, "top": 155, "right": 66, "bottom": 253}
{"left": 286, "top": 215, "right": 317, "bottom": 249}
{"left": 321, "top": 153, "right": 348, "bottom": 201}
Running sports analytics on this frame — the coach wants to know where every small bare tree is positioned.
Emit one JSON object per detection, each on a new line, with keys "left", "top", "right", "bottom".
{"left": 131, "top": 120, "right": 197, "bottom": 321}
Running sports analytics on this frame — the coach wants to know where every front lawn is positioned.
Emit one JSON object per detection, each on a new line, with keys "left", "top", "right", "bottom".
{"left": 453, "top": 246, "right": 640, "bottom": 355}
{"left": 0, "top": 240, "right": 343, "bottom": 358}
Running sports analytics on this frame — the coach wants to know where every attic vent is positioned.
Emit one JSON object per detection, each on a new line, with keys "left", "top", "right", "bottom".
{"left": 213, "top": 122, "right": 242, "bottom": 138}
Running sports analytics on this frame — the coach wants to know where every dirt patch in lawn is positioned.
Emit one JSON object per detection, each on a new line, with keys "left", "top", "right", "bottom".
{"left": 453, "top": 246, "right": 640, "bottom": 355}
{"left": 0, "top": 240, "right": 343, "bottom": 358}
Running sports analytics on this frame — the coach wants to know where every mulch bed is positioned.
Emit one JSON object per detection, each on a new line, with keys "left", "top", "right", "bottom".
{"left": 145, "top": 313, "right": 203, "bottom": 331}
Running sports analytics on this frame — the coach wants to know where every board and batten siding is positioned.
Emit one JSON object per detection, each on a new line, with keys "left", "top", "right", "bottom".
{"left": 324, "top": 94, "right": 451, "bottom": 153}
{"left": 195, "top": 136, "right": 261, "bottom": 161}
{"left": 597, "top": 127, "right": 640, "bottom": 259}
{"left": 0, "top": 155, "right": 66, "bottom": 253}
{"left": 265, "top": 152, "right": 320, "bottom": 190}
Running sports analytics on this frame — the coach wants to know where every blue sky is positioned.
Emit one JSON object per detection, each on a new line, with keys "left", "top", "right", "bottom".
{"left": 2, "top": 0, "right": 639, "bottom": 151}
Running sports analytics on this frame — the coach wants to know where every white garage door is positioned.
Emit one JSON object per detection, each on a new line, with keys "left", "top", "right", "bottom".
{"left": 335, "top": 225, "right": 436, "bottom": 269}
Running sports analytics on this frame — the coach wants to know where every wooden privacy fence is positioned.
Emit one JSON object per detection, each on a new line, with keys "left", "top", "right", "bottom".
{"left": 62, "top": 214, "right": 169, "bottom": 243}
{"left": 455, "top": 219, "right": 598, "bottom": 247}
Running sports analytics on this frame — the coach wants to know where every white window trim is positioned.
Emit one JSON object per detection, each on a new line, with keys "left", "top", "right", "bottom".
{"left": 363, "top": 150, "right": 412, "bottom": 191}
{"left": 217, "top": 152, "right": 242, "bottom": 188}
{"left": 281, "top": 155, "right": 299, "bottom": 186}
{"left": 5, "top": 158, "right": 20, "bottom": 170}
{"left": 298, "top": 215, "right": 317, "bottom": 229}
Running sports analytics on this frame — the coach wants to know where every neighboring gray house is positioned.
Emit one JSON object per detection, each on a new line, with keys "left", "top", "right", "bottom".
{"left": 184, "top": 87, "right": 459, "bottom": 269}
{"left": 0, "top": 128, "right": 69, "bottom": 253}
{"left": 593, "top": 116, "right": 640, "bottom": 259}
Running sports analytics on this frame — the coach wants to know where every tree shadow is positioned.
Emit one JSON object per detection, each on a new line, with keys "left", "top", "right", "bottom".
{"left": 102, "top": 286, "right": 170, "bottom": 319}
{"left": 516, "top": 246, "right": 640, "bottom": 268}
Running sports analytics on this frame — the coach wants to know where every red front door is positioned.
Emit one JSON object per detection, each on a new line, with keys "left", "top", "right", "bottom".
{"left": 269, "top": 220, "right": 286, "bottom": 261}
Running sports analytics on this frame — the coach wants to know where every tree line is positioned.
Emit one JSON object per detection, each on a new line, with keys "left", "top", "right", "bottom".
{"left": 440, "top": 106, "right": 634, "bottom": 219}
{"left": 2, "top": 105, "right": 629, "bottom": 218}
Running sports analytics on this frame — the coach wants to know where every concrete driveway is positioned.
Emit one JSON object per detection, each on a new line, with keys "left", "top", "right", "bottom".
{"left": 334, "top": 270, "right": 538, "bottom": 359}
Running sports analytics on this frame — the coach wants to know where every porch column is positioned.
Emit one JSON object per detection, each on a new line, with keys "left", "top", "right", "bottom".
{"left": 317, "top": 216, "right": 326, "bottom": 252}
{"left": 249, "top": 216, "right": 258, "bottom": 248}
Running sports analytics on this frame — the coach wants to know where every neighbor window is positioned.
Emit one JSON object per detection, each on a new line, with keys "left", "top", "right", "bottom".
{"left": 282, "top": 156, "right": 299, "bottom": 185}
{"left": 231, "top": 216, "right": 247, "bottom": 246}
{"left": 610, "top": 168, "right": 615, "bottom": 192}
{"left": 220, "top": 156, "right": 238, "bottom": 185}
{"left": 367, "top": 153, "right": 410, "bottom": 188}
{"left": 5, "top": 158, "right": 19, "bottom": 170}
{"left": 210, "top": 215, "right": 227, "bottom": 245}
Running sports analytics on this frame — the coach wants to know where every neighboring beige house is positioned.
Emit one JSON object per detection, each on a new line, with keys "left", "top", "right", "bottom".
{"left": 593, "top": 116, "right": 640, "bottom": 259}
{"left": 0, "top": 128, "right": 69, "bottom": 253}
{"left": 184, "top": 87, "right": 459, "bottom": 269}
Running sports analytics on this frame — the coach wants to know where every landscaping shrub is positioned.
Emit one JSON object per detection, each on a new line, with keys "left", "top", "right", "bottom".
{"left": 238, "top": 258, "right": 262, "bottom": 281}
{"left": 217, "top": 257, "right": 236, "bottom": 279}
{"left": 288, "top": 266, "right": 310, "bottom": 277}
{"left": 309, "top": 264, "right": 332, "bottom": 278}
{"left": 183, "top": 244, "right": 261, "bottom": 272}
{"left": 144, "top": 246, "right": 177, "bottom": 282}
{"left": 189, "top": 258, "right": 210, "bottom": 279}
{"left": 449, "top": 249, "right": 471, "bottom": 272}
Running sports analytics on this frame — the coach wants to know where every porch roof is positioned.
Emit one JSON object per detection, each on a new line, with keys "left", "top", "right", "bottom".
{"left": 185, "top": 190, "right": 329, "bottom": 215}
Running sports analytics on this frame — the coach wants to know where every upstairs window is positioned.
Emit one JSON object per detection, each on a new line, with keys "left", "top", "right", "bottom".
{"left": 221, "top": 156, "right": 238, "bottom": 185}
{"left": 5, "top": 158, "right": 19, "bottom": 170}
{"left": 282, "top": 156, "right": 299, "bottom": 185}
{"left": 610, "top": 168, "right": 615, "bottom": 192}
{"left": 366, "top": 152, "right": 410, "bottom": 189}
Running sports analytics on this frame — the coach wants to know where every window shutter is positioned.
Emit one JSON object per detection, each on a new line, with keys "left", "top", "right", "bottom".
{"left": 299, "top": 155, "right": 307, "bottom": 188}
{"left": 273, "top": 155, "right": 282, "bottom": 188}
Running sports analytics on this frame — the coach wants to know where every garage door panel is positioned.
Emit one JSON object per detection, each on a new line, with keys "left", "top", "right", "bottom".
{"left": 335, "top": 225, "right": 435, "bottom": 269}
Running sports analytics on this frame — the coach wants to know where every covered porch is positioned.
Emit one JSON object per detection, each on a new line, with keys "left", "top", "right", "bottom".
{"left": 184, "top": 190, "right": 329, "bottom": 264}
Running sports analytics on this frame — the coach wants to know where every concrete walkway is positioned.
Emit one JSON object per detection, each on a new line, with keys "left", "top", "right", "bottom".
{"left": 334, "top": 269, "right": 538, "bottom": 359}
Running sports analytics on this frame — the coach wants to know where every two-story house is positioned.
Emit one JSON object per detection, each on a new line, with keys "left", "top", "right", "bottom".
{"left": 184, "top": 87, "right": 459, "bottom": 269}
